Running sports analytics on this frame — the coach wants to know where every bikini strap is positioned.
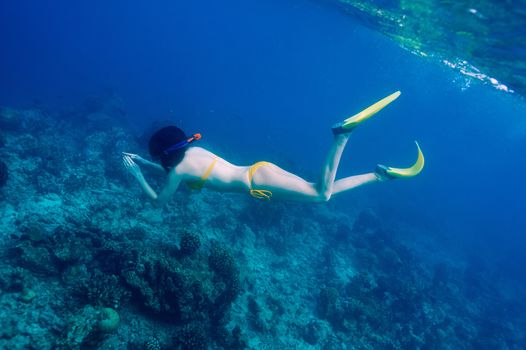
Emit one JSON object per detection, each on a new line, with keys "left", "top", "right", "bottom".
{"left": 201, "top": 158, "right": 217, "bottom": 182}
{"left": 250, "top": 189, "right": 272, "bottom": 200}
{"left": 187, "top": 158, "right": 217, "bottom": 190}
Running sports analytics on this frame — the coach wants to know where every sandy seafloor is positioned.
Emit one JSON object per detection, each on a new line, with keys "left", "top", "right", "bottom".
{"left": 0, "top": 104, "right": 525, "bottom": 349}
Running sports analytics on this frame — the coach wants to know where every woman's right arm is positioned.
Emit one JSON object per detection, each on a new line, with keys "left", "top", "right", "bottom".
{"left": 122, "top": 152, "right": 164, "bottom": 172}
{"left": 123, "top": 155, "right": 181, "bottom": 207}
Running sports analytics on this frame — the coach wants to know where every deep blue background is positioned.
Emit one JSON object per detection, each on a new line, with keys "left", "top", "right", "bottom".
{"left": 1, "top": 0, "right": 525, "bottom": 281}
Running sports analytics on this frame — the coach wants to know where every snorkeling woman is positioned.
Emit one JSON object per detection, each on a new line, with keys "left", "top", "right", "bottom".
{"left": 123, "top": 91, "right": 424, "bottom": 206}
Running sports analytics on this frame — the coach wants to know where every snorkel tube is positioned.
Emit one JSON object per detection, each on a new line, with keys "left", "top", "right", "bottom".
{"left": 163, "top": 133, "right": 202, "bottom": 155}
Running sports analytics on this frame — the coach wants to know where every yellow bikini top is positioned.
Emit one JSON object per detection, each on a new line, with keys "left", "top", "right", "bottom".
{"left": 186, "top": 158, "right": 217, "bottom": 190}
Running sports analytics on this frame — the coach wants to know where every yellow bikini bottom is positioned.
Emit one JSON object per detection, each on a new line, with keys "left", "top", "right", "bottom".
{"left": 187, "top": 159, "right": 273, "bottom": 200}
{"left": 247, "top": 161, "right": 273, "bottom": 200}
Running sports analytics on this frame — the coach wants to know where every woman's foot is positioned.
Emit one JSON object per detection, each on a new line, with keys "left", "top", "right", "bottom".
{"left": 374, "top": 164, "right": 396, "bottom": 181}
{"left": 374, "top": 141, "right": 425, "bottom": 180}
{"left": 332, "top": 91, "right": 401, "bottom": 135}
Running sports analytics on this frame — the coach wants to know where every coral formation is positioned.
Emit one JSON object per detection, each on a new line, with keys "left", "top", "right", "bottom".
{"left": 179, "top": 231, "right": 201, "bottom": 257}
{"left": 76, "top": 271, "right": 129, "bottom": 309}
{"left": 317, "top": 286, "right": 342, "bottom": 326}
{"left": 209, "top": 245, "right": 238, "bottom": 281}
{"left": 19, "top": 288, "right": 37, "bottom": 303}
{"left": 176, "top": 324, "right": 208, "bottom": 350}
{"left": 144, "top": 336, "right": 161, "bottom": 350}
{"left": 98, "top": 307, "right": 120, "bottom": 332}
{"left": 58, "top": 305, "right": 103, "bottom": 350}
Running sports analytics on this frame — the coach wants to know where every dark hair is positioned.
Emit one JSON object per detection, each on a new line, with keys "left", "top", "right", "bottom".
{"left": 148, "top": 126, "right": 188, "bottom": 171}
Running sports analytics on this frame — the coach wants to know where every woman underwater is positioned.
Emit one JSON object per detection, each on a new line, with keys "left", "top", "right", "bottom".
{"left": 123, "top": 91, "right": 424, "bottom": 206}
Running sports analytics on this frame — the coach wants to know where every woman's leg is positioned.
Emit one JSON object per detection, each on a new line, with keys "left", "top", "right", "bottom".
{"left": 251, "top": 133, "right": 362, "bottom": 202}
{"left": 249, "top": 92, "right": 416, "bottom": 201}
{"left": 331, "top": 173, "right": 379, "bottom": 195}
{"left": 317, "top": 133, "right": 350, "bottom": 200}
{"left": 250, "top": 92, "right": 406, "bottom": 200}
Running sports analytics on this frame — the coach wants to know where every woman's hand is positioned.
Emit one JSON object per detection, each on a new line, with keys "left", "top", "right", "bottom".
{"left": 123, "top": 155, "right": 144, "bottom": 180}
{"left": 123, "top": 152, "right": 165, "bottom": 173}
{"left": 122, "top": 152, "right": 148, "bottom": 165}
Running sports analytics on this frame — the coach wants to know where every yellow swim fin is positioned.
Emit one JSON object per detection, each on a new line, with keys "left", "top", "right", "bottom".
{"left": 376, "top": 141, "right": 425, "bottom": 179}
{"left": 332, "top": 91, "right": 401, "bottom": 134}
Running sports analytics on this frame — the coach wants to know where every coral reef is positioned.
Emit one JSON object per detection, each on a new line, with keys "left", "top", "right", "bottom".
{"left": 77, "top": 271, "right": 129, "bottom": 309}
{"left": 317, "top": 286, "right": 342, "bottom": 327}
{"left": 0, "top": 104, "right": 524, "bottom": 349}
{"left": 145, "top": 336, "right": 162, "bottom": 350}
{"left": 179, "top": 230, "right": 201, "bottom": 257}
{"left": 176, "top": 324, "right": 208, "bottom": 350}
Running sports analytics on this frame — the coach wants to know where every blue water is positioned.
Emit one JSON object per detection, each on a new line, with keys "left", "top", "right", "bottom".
{"left": 1, "top": 0, "right": 526, "bottom": 346}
